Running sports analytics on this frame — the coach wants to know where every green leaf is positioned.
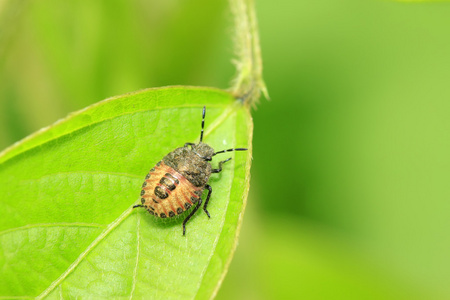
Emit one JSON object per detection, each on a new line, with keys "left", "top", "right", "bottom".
{"left": 0, "top": 86, "right": 253, "bottom": 299}
{"left": 394, "top": 0, "right": 449, "bottom": 2}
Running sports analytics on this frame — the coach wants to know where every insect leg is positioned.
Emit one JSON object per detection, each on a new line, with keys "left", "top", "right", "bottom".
{"left": 211, "top": 158, "right": 232, "bottom": 173}
{"left": 182, "top": 198, "right": 202, "bottom": 236}
{"left": 203, "top": 184, "right": 212, "bottom": 218}
{"left": 133, "top": 204, "right": 144, "bottom": 208}
{"left": 184, "top": 143, "right": 196, "bottom": 148}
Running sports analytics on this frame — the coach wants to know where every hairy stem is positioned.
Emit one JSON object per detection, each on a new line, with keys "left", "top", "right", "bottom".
{"left": 229, "top": 0, "right": 268, "bottom": 107}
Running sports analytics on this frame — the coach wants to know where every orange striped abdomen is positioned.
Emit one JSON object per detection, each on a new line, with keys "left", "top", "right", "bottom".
{"left": 140, "top": 161, "right": 203, "bottom": 218}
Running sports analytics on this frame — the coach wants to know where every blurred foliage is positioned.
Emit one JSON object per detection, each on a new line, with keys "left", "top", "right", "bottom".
{"left": 397, "top": 0, "right": 450, "bottom": 2}
{"left": 0, "top": 0, "right": 232, "bottom": 148}
{"left": 2, "top": 0, "right": 450, "bottom": 299}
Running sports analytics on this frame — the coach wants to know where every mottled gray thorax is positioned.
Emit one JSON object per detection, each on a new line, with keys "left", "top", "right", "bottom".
{"left": 162, "top": 144, "right": 214, "bottom": 187}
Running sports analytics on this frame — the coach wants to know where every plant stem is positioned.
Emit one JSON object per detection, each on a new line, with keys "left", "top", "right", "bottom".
{"left": 229, "top": 0, "right": 268, "bottom": 107}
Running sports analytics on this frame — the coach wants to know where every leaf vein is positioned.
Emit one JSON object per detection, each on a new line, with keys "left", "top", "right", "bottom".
{"left": 20, "top": 170, "right": 142, "bottom": 182}
{"left": 35, "top": 205, "right": 136, "bottom": 299}
{"left": 193, "top": 110, "right": 238, "bottom": 299}
{"left": 129, "top": 214, "right": 141, "bottom": 300}
{"left": 0, "top": 223, "right": 105, "bottom": 237}
{"left": 0, "top": 102, "right": 227, "bottom": 165}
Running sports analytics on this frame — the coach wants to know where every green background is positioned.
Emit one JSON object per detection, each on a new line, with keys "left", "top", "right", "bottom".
{"left": 1, "top": 0, "right": 450, "bottom": 299}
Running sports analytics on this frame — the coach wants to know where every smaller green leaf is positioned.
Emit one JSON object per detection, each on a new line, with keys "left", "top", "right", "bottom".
{"left": 0, "top": 86, "right": 253, "bottom": 299}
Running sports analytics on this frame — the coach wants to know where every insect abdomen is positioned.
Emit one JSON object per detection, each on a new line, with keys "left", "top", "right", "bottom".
{"left": 140, "top": 161, "right": 204, "bottom": 218}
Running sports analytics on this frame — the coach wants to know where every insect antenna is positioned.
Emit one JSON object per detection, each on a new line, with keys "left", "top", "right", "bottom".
{"left": 200, "top": 106, "right": 206, "bottom": 142}
{"left": 213, "top": 148, "right": 248, "bottom": 156}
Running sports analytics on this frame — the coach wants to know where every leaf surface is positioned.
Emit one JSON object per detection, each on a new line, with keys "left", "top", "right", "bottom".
{"left": 0, "top": 86, "right": 253, "bottom": 299}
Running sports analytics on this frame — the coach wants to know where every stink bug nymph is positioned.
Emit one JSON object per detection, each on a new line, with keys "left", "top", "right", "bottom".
{"left": 133, "top": 106, "right": 247, "bottom": 235}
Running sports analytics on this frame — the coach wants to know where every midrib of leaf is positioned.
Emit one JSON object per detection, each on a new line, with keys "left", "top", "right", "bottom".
{"left": 192, "top": 111, "right": 238, "bottom": 299}
{"left": 210, "top": 109, "right": 253, "bottom": 299}
{"left": 202, "top": 104, "right": 236, "bottom": 139}
{"left": 35, "top": 105, "right": 239, "bottom": 299}
{"left": 195, "top": 108, "right": 253, "bottom": 299}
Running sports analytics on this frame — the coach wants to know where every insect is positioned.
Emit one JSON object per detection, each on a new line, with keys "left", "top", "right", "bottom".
{"left": 133, "top": 106, "right": 247, "bottom": 235}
